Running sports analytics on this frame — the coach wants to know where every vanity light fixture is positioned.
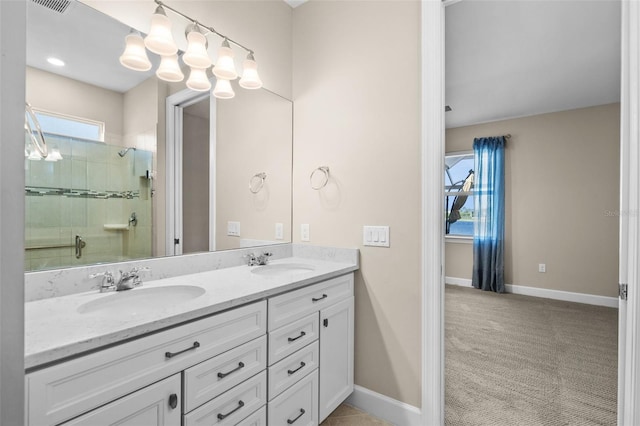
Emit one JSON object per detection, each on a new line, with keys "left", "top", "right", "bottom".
{"left": 186, "top": 67, "right": 211, "bottom": 92}
{"left": 119, "top": 30, "right": 152, "bottom": 72}
{"left": 183, "top": 23, "right": 211, "bottom": 69}
{"left": 239, "top": 53, "right": 263, "bottom": 89}
{"left": 120, "top": 0, "right": 263, "bottom": 99}
{"left": 156, "top": 54, "right": 184, "bottom": 82}
{"left": 212, "top": 78, "right": 235, "bottom": 99}
{"left": 144, "top": 5, "right": 178, "bottom": 56}
{"left": 212, "top": 39, "right": 237, "bottom": 80}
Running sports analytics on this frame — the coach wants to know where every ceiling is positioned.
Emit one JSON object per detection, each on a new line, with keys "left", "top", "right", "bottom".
{"left": 445, "top": 0, "right": 621, "bottom": 128}
{"left": 27, "top": 0, "right": 157, "bottom": 93}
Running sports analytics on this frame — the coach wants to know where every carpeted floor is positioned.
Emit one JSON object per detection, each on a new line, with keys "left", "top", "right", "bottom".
{"left": 445, "top": 285, "right": 618, "bottom": 426}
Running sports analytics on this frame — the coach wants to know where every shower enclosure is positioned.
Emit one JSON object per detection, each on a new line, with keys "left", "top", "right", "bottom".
{"left": 24, "top": 133, "right": 153, "bottom": 271}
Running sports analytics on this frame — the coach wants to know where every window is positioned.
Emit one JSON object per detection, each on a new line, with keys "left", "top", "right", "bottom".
{"left": 33, "top": 109, "right": 104, "bottom": 141}
{"left": 445, "top": 152, "right": 474, "bottom": 237}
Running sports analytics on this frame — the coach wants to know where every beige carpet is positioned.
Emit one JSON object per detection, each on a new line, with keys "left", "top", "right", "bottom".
{"left": 445, "top": 285, "right": 618, "bottom": 426}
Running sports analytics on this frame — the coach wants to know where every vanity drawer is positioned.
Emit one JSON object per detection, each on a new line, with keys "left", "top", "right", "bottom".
{"left": 268, "top": 273, "right": 353, "bottom": 330}
{"left": 183, "top": 371, "right": 267, "bottom": 426}
{"left": 268, "top": 340, "right": 319, "bottom": 400}
{"left": 26, "top": 301, "right": 266, "bottom": 426}
{"left": 183, "top": 335, "right": 267, "bottom": 413}
{"left": 268, "top": 313, "right": 319, "bottom": 365}
{"left": 236, "top": 405, "right": 267, "bottom": 426}
{"left": 268, "top": 370, "right": 319, "bottom": 426}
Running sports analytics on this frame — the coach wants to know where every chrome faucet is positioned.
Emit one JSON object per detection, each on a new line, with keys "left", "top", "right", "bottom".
{"left": 245, "top": 251, "right": 273, "bottom": 266}
{"left": 116, "top": 267, "right": 151, "bottom": 291}
{"left": 89, "top": 271, "right": 117, "bottom": 293}
{"left": 89, "top": 267, "right": 151, "bottom": 292}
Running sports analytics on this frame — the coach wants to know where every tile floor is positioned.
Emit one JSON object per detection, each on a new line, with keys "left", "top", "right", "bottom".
{"left": 321, "top": 404, "right": 391, "bottom": 425}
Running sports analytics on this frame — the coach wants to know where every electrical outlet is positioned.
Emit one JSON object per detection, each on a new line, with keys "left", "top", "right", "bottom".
{"left": 538, "top": 263, "right": 546, "bottom": 273}
{"left": 301, "top": 224, "right": 310, "bottom": 242}
{"left": 275, "top": 223, "right": 284, "bottom": 240}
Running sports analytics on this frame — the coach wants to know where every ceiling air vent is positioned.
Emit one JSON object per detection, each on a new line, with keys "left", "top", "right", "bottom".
{"left": 31, "top": 0, "right": 71, "bottom": 14}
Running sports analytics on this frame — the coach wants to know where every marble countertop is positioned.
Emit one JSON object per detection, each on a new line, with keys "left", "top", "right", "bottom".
{"left": 25, "top": 256, "right": 358, "bottom": 370}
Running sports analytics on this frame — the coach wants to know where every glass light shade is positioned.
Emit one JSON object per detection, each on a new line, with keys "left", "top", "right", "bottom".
{"left": 44, "top": 149, "right": 63, "bottom": 162}
{"left": 239, "top": 57, "right": 263, "bottom": 89}
{"left": 119, "top": 32, "right": 152, "bottom": 72}
{"left": 213, "top": 41, "right": 238, "bottom": 80}
{"left": 186, "top": 67, "right": 211, "bottom": 92}
{"left": 183, "top": 30, "right": 211, "bottom": 69}
{"left": 144, "top": 8, "right": 178, "bottom": 56}
{"left": 156, "top": 54, "right": 184, "bottom": 82}
{"left": 212, "top": 78, "right": 235, "bottom": 99}
{"left": 27, "top": 150, "right": 42, "bottom": 161}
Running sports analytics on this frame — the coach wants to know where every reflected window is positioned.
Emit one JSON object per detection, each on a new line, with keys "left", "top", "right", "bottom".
{"left": 445, "top": 152, "right": 474, "bottom": 237}
{"left": 34, "top": 109, "right": 104, "bottom": 141}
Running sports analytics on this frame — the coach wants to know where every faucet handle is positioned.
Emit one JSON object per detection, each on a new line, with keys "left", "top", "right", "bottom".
{"left": 130, "top": 266, "right": 151, "bottom": 275}
{"left": 89, "top": 271, "right": 116, "bottom": 292}
{"left": 262, "top": 252, "right": 273, "bottom": 257}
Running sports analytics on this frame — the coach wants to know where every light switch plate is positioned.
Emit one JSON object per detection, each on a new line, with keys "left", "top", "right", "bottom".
{"left": 275, "top": 223, "right": 284, "bottom": 240}
{"left": 363, "top": 226, "right": 390, "bottom": 247}
{"left": 227, "top": 221, "right": 240, "bottom": 237}
{"left": 301, "top": 224, "right": 310, "bottom": 242}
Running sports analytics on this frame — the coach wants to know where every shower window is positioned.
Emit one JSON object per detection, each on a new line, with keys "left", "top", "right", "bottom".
{"left": 33, "top": 109, "right": 104, "bottom": 142}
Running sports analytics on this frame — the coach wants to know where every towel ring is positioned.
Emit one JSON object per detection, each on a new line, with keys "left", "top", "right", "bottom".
{"left": 310, "top": 166, "right": 330, "bottom": 190}
{"left": 25, "top": 103, "right": 48, "bottom": 158}
{"left": 249, "top": 172, "right": 267, "bottom": 194}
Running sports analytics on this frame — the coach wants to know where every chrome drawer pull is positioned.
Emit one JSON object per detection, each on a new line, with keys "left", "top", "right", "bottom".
{"left": 287, "top": 361, "right": 306, "bottom": 375}
{"left": 217, "top": 362, "right": 245, "bottom": 379}
{"left": 312, "top": 294, "right": 327, "bottom": 302}
{"left": 217, "top": 400, "right": 244, "bottom": 420}
{"left": 287, "top": 408, "right": 306, "bottom": 424}
{"left": 165, "top": 341, "right": 200, "bottom": 359}
{"left": 288, "top": 331, "right": 306, "bottom": 342}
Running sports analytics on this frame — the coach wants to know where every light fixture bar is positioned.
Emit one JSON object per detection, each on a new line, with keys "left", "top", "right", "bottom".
{"left": 154, "top": 0, "right": 254, "bottom": 54}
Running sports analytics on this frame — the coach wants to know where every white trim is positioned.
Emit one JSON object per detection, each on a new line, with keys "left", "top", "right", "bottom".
{"left": 445, "top": 277, "right": 619, "bottom": 308}
{"left": 444, "top": 236, "right": 472, "bottom": 244}
{"left": 346, "top": 386, "right": 422, "bottom": 426}
{"left": 421, "top": 1, "right": 445, "bottom": 425}
{"left": 208, "top": 94, "right": 217, "bottom": 251}
{"left": 620, "top": 0, "right": 640, "bottom": 424}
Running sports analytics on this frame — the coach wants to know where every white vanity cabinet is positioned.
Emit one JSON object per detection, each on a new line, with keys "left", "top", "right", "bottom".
{"left": 25, "top": 271, "right": 355, "bottom": 426}
{"left": 26, "top": 301, "right": 267, "bottom": 426}
{"left": 267, "top": 273, "right": 354, "bottom": 424}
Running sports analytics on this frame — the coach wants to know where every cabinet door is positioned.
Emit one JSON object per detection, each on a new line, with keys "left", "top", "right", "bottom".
{"left": 62, "top": 374, "right": 181, "bottom": 426}
{"left": 319, "top": 297, "right": 354, "bottom": 422}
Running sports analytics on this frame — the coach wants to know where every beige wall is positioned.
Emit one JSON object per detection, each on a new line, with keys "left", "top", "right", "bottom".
{"left": 26, "top": 67, "right": 124, "bottom": 145}
{"left": 293, "top": 0, "right": 422, "bottom": 406}
{"left": 216, "top": 86, "right": 293, "bottom": 250}
{"left": 445, "top": 103, "right": 620, "bottom": 298}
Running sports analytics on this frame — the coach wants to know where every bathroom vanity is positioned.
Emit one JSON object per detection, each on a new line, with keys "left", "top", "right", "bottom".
{"left": 24, "top": 247, "right": 357, "bottom": 426}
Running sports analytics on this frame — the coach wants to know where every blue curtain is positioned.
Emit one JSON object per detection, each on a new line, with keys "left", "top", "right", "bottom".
{"left": 472, "top": 136, "right": 505, "bottom": 293}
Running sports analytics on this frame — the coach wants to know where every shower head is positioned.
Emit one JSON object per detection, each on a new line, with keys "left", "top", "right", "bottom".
{"left": 118, "top": 147, "right": 136, "bottom": 157}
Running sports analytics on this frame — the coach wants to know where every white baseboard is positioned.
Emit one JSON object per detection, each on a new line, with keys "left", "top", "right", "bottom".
{"left": 345, "top": 385, "right": 422, "bottom": 426}
{"left": 445, "top": 276, "right": 619, "bottom": 308}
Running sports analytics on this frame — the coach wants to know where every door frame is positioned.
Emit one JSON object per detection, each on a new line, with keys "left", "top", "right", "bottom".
{"left": 420, "top": 0, "right": 640, "bottom": 424}
{"left": 166, "top": 88, "right": 217, "bottom": 256}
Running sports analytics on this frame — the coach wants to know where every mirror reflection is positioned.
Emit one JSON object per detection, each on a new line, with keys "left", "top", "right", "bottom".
{"left": 24, "top": 0, "right": 293, "bottom": 272}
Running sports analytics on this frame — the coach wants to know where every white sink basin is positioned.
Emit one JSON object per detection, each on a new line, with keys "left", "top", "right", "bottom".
{"left": 251, "top": 263, "right": 316, "bottom": 277}
{"left": 78, "top": 285, "right": 205, "bottom": 315}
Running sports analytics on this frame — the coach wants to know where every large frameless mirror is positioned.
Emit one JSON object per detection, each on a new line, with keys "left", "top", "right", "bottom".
{"left": 24, "top": 0, "right": 292, "bottom": 272}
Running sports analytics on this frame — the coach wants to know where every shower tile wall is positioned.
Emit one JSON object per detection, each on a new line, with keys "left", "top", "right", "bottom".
{"left": 25, "top": 136, "right": 153, "bottom": 271}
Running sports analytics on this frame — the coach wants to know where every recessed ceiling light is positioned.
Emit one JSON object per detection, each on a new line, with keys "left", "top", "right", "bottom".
{"left": 47, "top": 57, "right": 65, "bottom": 67}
